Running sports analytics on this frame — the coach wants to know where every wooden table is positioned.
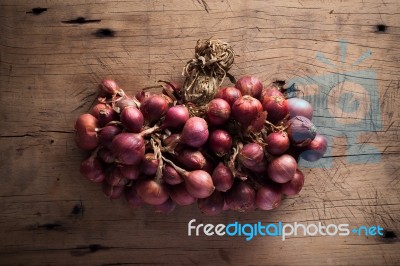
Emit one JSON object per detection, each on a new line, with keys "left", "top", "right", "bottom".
{"left": 1, "top": 1, "right": 399, "bottom": 265}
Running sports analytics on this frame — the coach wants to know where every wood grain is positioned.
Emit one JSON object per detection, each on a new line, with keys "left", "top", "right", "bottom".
{"left": 0, "top": 0, "right": 399, "bottom": 265}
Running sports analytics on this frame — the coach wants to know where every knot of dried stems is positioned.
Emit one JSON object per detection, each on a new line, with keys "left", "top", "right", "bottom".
{"left": 182, "top": 39, "right": 235, "bottom": 105}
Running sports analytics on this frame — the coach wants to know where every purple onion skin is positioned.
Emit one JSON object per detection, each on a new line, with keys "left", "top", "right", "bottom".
{"left": 98, "top": 125, "right": 122, "bottom": 149}
{"left": 183, "top": 170, "right": 215, "bottom": 199}
{"left": 256, "top": 185, "right": 282, "bottom": 210}
{"left": 215, "top": 87, "right": 242, "bottom": 106}
{"left": 99, "top": 79, "right": 119, "bottom": 96}
{"left": 206, "top": 98, "right": 231, "bottom": 126}
{"left": 300, "top": 134, "right": 328, "bottom": 162}
{"left": 74, "top": 114, "right": 99, "bottom": 151}
{"left": 180, "top": 117, "right": 209, "bottom": 148}
{"left": 235, "top": 76, "right": 263, "bottom": 99}
{"left": 287, "top": 116, "right": 317, "bottom": 147}
{"left": 80, "top": 157, "right": 105, "bottom": 183}
{"left": 176, "top": 149, "right": 206, "bottom": 170}
{"left": 225, "top": 181, "right": 256, "bottom": 212}
{"left": 265, "top": 132, "right": 290, "bottom": 155}
{"left": 212, "top": 163, "right": 234, "bottom": 192}
{"left": 119, "top": 164, "right": 140, "bottom": 180}
{"left": 111, "top": 133, "right": 145, "bottom": 166}
{"left": 239, "top": 143, "right": 264, "bottom": 169}
{"left": 121, "top": 107, "right": 144, "bottom": 133}
{"left": 261, "top": 86, "right": 283, "bottom": 98}
{"left": 106, "top": 167, "right": 129, "bottom": 186}
{"left": 162, "top": 164, "right": 184, "bottom": 185}
{"left": 169, "top": 183, "right": 196, "bottom": 206}
{"left": 91, "top": 103, "right": 117, "bottom": 126}
{"left": 140, "top": 95, "right": 169, "bottom": 123}
{"left": 197, "top": 191, "right": 224, "bottom": 216}
{"left": 261, "top": 95, "right": 289, "bottom": 124}
{"left": 136, "top": 179, "right": 169, "bottom": 206}
{"left": 98, "top": 148, "right": 115, "bottom": 163}
{"left": 140, "top": 153, "right": 159, "bottom": 176}
{"left": 288, "top": 98, "right": 313, "bottom": 120}
{"left": 116, "top": 97, "right": 137, "bottom": 112}
{"left": 267, "top": 154, "right": 297, "bottom": 183}
{"left": 208, "top": 129, "right": 232, "bottom": 156}
{"left": 162, "top": 105, "right": 189, "bottom": 129}
{"left": 231, "top": 96, "right": 263, "bottom": 128}
{"left": 282, "top": 169, "right": 305, "bottom": 196}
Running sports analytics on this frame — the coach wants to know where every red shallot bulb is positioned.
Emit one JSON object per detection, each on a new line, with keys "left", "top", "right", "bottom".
{"left": 211, "top": 163, "right": 234, "bottom": 192}
{"left": 106, "top": 167, "right": 128, "bottom": 186}
{"left": 281, "top": 169, "right": 305, "bottom": 196}
{"left": 261, "top": 94, "right": 288, "bottom": 123}
{"left": 119, "top": 164, "right": 140, "bottom": 180}
{"left": 287, "top": 116, "right": 317, "bottom": 147}
{"left": 208, "top": 129, "right": 232, "bottom": 156}
{"left": 232, "top": 96, "right": 263, "bottom": 128}
{"left": 102, "top": 183, "right": 125, "bottom": 199}
{"left": 205, "top": 98, "right": 231, "bottom": 126}
{"left": 120, "top": 107, "right": 144, "bottom": 133}
{"left": 287, "top": 98, "right": 313, "bottom": 120}
{"left": 91, "top": 103, "right": 117, "bottom": 126}
{"left": 215, "top": 87, "right": 242, "bottom": 106}
{"left": 225, "top": 181, "right": 256, "bottom": 212}
{"left": 99, "top": 79, "right": 120, "bottom": 96}
{"left": 80, "top": 157, "right": 105, "bottom": 183}
{"left": 97, "top": 125, "right": 122, "bottom": 149}
{"left": 169, "top": 183, "right": 196, "bottom": 206}
{"left": 153, "top": 198, "right": 176, "bottom": 214}
{"left": 180, "top": 117, "right": 209, "bottom": 148}
{"left": 300, "top": 133, "right": 328, "bottom": 162}
{"left": 238, "top": 143, "right": 264, "bottom": 169}
{"left": 140, "top": 95, "right": 169, "bottom": 123}
{"left": 74, "top": 114, "right": 99, "bottom": 150}
{"left": 197, "top": 191, "right": 224, "bottom": 216}
{"left": 267, "top": 154, "right": 297, "bottom": 183}
{"left": 235, "top": 76, "right": 263, "bottom": 99}
{"left": 110, "top": 133, "right": 145, "bottom": 165}
{"left": 136, "top": 179, "right": 169, "bottom": 205}
{"left": 256, "top": 185, "right": 282, "bottom": 210}
{"left": 140, "top": 153, "right": 159, "bottom": 176}
{"left": 264, "top": 132, "right": 290, "bottom": 155}
{"left": 161, "top": 105, "right": 189, "bottom": 129}
{"left": 162, "top": 164, "right": 183, "bottom": 185}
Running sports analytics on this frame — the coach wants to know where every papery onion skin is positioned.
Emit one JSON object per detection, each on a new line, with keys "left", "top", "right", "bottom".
{"left": 116, "top": 97, "right": 138, "bottom": 112}
{"left": 119, "top": 164, "right": 140, "bottom": 180}
{"left": 239, "top": 143, "right": 264, "bottom": 169}
{"left": 140, "top": 95, "right": 169, "bottom": 123}
{"left": 287, "top": 98, "right": 313, "bottom": 120}
{"left": 98, "top": 125, "right": 122, "bottom": 149}
{"left": 136, "top": 179, "right": 169, "bottom": 205}
{"left": 287, "top": 116, "right": 317, "bottom": 147}
{"left": 212, "top": 163, "right": 234, "bottom": 192}
{"left": 300, "top": 134, "right": 328, "bottom": 162}
{"left": 206, "top": 98, "right": 231, "bottom": 126}
{"left": 281, "top": 169, "right": 305, "bottom": 196}
{"left": 176, "top": 149, "right": 206, "bottom": 170}
{"left": 208, "top": 129, "right": 232, "bottom": 156}
{"left": 120, "top": 107, "right": 144, "bottom": 133}
{"left": 267, "top": 154, "right": 297, "bottom": 183}
{"left": 261, "top": 86, "right": 283, "bottom": 98}
{"left": 162, "top": 105, "right": 189, "bottom": 129}
{"left": 180, "top": 117, "right": 209, "bottom": 148}
{"left": 265, "top": 132, "right": 290, "bottom": 155}
{"left": 162, "top": 164, "right": 184, "bottom": 185}
{"left": 91, "top": 103, "right": 117, "bottom": 126}
{"left": 111, "top": 133, "right": 145, "bottom": 165}
{"left": 183, "top": 170, "right": 215, "bottom": 199}
{"left": 225, "top": 181, "right": 256, "bottom": 212}
{"left": 74, "top": 114, "right": 99, "bottom": 150}
{"left": 256, "top": 185, "right": 282, "bottom": 210}
{"left": 232, "top": 96, "right": 263, "bottom": 128}
{"left": 261, "top": 95, "right": 289, "bottom": 123}
{"left": 197, "top": 190, "right": 224, "bottom": 216}
{"left": 80, "top": 157, "right": 105, "bottom": 183}
{"left": 215, "top": 87, "right": 242, "bottom": 106}
{"left": 235, "top": 76, "right": 263, "bottom": 99}
{"left": 169, "top": 183, "right": 196, "bottom": 206}
{"left": 99, "top": 79, "right": 119, "bottom": 96}
{"left": 140, "top": 153, "right": 159, "bottom": 176}
{"left": 106, "top": 167, "right": 128, "bottom": 186}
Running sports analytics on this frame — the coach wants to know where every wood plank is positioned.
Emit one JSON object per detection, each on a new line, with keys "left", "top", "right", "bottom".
{"left": 0, "top": 0, "right": 399, "bottom": 265}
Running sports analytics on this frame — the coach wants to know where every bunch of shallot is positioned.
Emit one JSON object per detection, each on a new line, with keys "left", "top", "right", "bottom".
{"left": 74, "top": 39, "right": 327, "bottom": 215}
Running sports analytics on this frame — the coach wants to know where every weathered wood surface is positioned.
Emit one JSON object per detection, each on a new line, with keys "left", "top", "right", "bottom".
{"left": 0, "top": 0, "right": 399, "bottom": 265}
